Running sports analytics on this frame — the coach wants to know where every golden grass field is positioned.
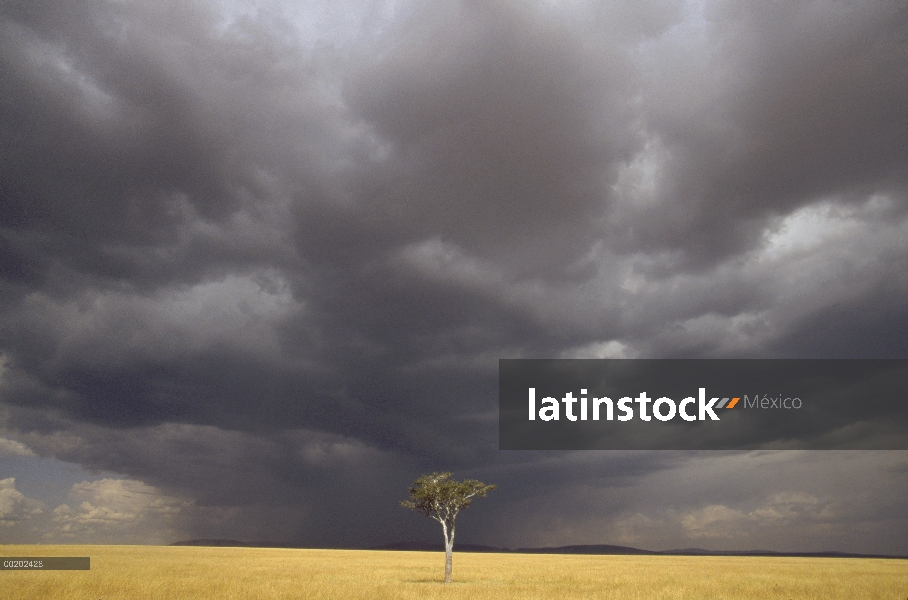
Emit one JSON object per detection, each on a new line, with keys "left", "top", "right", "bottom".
{"left": 1, "top": 544, "right": 906, "bottom": 600}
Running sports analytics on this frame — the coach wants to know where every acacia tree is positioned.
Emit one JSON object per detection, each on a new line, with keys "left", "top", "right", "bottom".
{"left": 400, "top": 472, "right": 496, "bottom": 583}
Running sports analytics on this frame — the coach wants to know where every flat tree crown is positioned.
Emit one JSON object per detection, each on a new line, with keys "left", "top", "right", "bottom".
{"left": 400, "top": 472, "right": 495, "bottom": 519}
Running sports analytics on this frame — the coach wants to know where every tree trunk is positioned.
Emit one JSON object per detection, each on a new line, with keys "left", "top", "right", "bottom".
{"left": 441, "top": 519, "right": 454, "bottom": 583}
{"left": 444, "top": 538, "right": 453, "bottom": 583}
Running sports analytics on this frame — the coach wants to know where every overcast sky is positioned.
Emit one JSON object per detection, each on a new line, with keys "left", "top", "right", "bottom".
{"left": 1, "top": 0, "right": 907, "bottom": 554}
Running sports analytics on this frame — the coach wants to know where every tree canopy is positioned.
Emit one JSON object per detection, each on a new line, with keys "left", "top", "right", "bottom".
{"left": 401, "top": 472, "right": 495, "bottom": 521}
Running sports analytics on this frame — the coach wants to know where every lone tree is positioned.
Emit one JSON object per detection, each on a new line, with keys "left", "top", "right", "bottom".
{"left": 400, "top": 472, "right": 496, "bottom": 583}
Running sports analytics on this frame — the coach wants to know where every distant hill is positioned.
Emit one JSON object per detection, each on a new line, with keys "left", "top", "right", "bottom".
{"left": 171, "top": 539, "right": 906, "bottom": 559}
{"left": 367, "top": 542, "right": 652, "bottom": 554}
{"left": 367, "top": 542, "right": 904, "bottom": 559}
{"left": 661, "top": 548, "right": 904, "bottom": 559}
{"left": 514, "top": 544, "right": 657, "bottom": 555}
{"left": 172, "top": 539, "right": 250, "bottom": 547}
{"left": 369, "top": 541, "right": 505, "bottom": 553}
{"left": 171, "top": 539, "right": 294, "bottom": 548}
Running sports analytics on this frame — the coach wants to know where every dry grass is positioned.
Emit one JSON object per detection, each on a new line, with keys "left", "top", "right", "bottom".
{"left": 1, "top": 544, "right": 906, "bottom": 600}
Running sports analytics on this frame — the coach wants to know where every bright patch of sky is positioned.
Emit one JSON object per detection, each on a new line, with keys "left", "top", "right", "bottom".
{"left": 208, "top": 0, "right": 404, "bottom": 46}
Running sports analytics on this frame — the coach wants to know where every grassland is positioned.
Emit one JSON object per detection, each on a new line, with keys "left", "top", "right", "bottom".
{"left": 1, "top": 544, "right": 906, "bottom": 600}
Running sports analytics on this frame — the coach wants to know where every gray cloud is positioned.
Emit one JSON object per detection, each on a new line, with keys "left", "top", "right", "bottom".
{"left": 1, "top": 0, "right": 906, "bottom": 553}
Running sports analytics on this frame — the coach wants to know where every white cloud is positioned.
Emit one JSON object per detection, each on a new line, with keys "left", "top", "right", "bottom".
{"left": 680, "top": 504, "right": 744, "bottom": 538}
{"left": 0, "top": 478, "right": 44, "bottom": 526}
{"left": 675, "top": 491, "right": 837, "bottom": 541}
{"left": 560, "top": 340, "right": 637, "bottom": 359}
{"left": 0, "top": 437, "right": 35, "bottom": 457}
{"left": 51, "top": 479, "right": 192, "bottom": 544}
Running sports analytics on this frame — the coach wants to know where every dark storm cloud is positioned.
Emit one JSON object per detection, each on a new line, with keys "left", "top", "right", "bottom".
{"left": 341, "top": 1, "right": 635, "bottom": 273}
{"left": 608, "top": 0, "right": 908, "bottom": 266}
{"left": 1, "top": 0, "right": 906, "bottom": 552}
{"left": 0, "top": 0, "right": 342, "bottom": 299}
